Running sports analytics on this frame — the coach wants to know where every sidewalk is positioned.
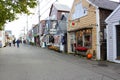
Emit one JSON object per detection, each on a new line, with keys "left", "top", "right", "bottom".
{"left": 66, "top": 54, "right": 120, "bottom": 80}
{"left": 22, "top": 44, "right": 120, "bottom": 80}
{"left": 31, "top": 45, "right": 120, "bottom": 80}
{"left": 46, "top": 49, "right": 120, "bottom": 80}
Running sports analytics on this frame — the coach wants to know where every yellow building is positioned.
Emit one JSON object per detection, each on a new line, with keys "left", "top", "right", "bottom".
{"left": 67, "top": 0, "right": 119, "bottom": 60}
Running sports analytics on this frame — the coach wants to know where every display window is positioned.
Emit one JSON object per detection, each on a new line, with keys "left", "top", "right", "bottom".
{"left": 76, "top": 29, "right": 92, "bottom": 48}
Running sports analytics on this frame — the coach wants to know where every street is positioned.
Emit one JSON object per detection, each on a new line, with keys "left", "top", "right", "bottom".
{"left": 0, "top": 44, "right": 120, "bottom": 80}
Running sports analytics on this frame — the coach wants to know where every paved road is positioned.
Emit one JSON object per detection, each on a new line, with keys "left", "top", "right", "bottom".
{"left": 0, "top": 44, "right": 120, "bottom": 80}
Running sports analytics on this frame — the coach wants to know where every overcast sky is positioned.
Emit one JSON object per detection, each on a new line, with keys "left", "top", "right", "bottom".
{"left": 5, "top": 0, "right": 74, "bottom": 39}
{"left": 5, "top": 0, "right": 119, "bottom": 39}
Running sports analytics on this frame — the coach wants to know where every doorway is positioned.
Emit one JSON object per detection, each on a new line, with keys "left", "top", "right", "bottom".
{"left": 116, "top": 25, "right": 120, "bottom": 59}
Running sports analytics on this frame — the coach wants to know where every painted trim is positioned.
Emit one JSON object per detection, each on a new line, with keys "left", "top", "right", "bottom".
{"left": 113, "top": 23, "right": 117, "bottom": 61}
{"left": 106, "top": 25, "right": 109, "bottom": 60}
{"left": 112, "top": 22, "right": 120, "bottom": 63}
{"left": 96, "top": 8, "right": 100, "bottom": 60}
{"left": 105, "top": 5, "right": 120, "bottom": 23}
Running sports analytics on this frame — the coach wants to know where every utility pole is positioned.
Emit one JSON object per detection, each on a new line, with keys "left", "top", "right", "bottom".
{"left": 26, "top": 15, "right": 28, "bottom": 33}
{"left": 38, "top": 0, "right": 41, "bottom": 46}
{"left": 38, "top": 0, "right": 40, "bottom": 24}
{"left": 38, "top": 0, "right": 40, "bottom": 35}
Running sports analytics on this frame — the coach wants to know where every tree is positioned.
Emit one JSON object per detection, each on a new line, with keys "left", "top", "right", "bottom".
{"left": 0, "top": 0, "right": 37, "bottom": 30}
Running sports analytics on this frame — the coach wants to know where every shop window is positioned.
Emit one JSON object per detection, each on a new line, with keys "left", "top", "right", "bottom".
{"left": 84, "top": 34, "right": 92, "bottom": 48}
{"left": 76, "top": 29, "right": 92, "bottom": 48}
{"left": 76, "top": 31, "right": 83, "bottom": 46}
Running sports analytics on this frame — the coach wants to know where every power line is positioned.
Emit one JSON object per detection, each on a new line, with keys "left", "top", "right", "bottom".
{"left": 40, "top": 0, "right": 53, "bottom": 11}
{"left": 40, "top": 0, "right": 57, "bottom": 18}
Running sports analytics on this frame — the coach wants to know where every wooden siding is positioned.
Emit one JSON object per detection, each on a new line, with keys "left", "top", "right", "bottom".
{"left": 67, "top": 0, "right": 97, "bottom": 55}
{"left": 107, "top": 23, "right": 114, "bottom": 61}
{"left": 107, "top": 8, "right": 120, "bottom": 23}
{"left": 68, "top": 0, "right": 96, "bottom": 31}
{"left": 99, "top": 8, "right": 113, "bottom": 60}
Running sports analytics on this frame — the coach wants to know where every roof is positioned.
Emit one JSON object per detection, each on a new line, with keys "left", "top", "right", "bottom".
{"left": 88, "top": 0, "right": 119, "bottom": 10}
{"left": 53, "top": 2, "right": 70, "bottom": 11}
{"left": 105, "top": 5, "right": 120, "bottom": 23}
{"left": 49, "top": 2, "right": 70, "bottom": 16}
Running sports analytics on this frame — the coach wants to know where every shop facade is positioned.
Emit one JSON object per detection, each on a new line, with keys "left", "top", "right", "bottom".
{"left": 67, "top": 0, "right": 118, "bottom": 60}
{"left": 33, "top": 24, "right": 40, "bottom": 46}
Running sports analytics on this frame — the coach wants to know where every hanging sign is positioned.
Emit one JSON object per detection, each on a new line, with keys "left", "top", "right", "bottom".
{"left": 49, "top": 29, "right": 57, "bottom": 34}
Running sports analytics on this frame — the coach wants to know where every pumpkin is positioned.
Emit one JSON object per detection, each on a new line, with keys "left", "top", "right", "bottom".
{"left": 87, "top": 53, "right": 92, "bottom": 59}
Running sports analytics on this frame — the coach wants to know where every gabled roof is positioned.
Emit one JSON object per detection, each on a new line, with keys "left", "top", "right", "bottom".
{"left": 88, "top": 0, "right": 119, "bottom": 10}
{"left": 53, "top": 2, "right": 70, "bottom": 11}
{"left": 49, "top": 2, "right": 70, "bottom": 16}
{"left": 105, "top": 5, "right": 120, "bottom": 23}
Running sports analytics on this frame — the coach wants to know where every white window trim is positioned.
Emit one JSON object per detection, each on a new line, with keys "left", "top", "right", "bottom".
{"left": 113, "top": 22, "right": 120, "bottom": 63}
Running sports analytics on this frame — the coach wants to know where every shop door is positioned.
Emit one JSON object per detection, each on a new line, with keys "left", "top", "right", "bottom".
{"left": 64, "top": 33, "right": 67, "bottom": 52}
{"left": 70, "top": 33, "right": 75, "bottom": 52}
{"left": 116, "top": 25, "right": 120, "bottom": 59}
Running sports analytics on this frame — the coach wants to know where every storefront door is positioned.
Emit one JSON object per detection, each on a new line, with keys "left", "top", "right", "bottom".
{"left": 70, "top": 33, "right": 76, "bottom": 52}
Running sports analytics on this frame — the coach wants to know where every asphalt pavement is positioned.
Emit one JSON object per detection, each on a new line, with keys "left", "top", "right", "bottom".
{"left": 0, "top": 44, "right": 120, "bottom": 80}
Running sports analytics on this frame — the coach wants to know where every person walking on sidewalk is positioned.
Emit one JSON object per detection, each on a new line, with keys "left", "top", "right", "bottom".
{"left": 16, "top": 39, "right": 20, "bottom": 48}
{"left": 8, "top": 39, "right": 12, "bottom": 47}
{"left": 13, "top": 39, "right": 16, "bottom": 47}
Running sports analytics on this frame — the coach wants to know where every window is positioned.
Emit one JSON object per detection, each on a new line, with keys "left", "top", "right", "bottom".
{"left": 76, "top": 29, "right": 92, "bottom": 48}
{"left": 84, "top": 34, "right": 91, "bottom": 48}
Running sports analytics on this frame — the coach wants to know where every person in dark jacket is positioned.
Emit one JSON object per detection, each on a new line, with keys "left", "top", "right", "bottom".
{"left": 16, "top": 39, "right": 20, "bottom": 48}
{"left": 13, "top": 39, "right": 16, "bottom": 47}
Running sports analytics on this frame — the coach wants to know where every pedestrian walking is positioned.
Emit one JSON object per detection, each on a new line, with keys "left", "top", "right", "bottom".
{"left": 13, "top": 39, "right": 16, "bottom": 47}
{"left": 16, "top": 39, "right": 20, "bottom": 48}
{"left": 0, "top": 41, "right": 2, "bottom": 47}
{"left": 8, "top": 39, "right": 12, "bottom": 47}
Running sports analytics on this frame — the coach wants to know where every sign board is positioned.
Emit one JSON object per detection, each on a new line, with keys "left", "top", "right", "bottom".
{"left": 49, "top": 29, "right": 57, "bottom": 34}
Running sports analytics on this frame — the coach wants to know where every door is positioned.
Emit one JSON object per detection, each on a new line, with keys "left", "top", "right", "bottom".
{"left": 116, "top": 25, "right": 120, "bottom": 59}
{"left": 100, "top": 30, "right": 107, "bottom": 60}
{"left": 70, "top": 32, "right": 76, "bottom": 52}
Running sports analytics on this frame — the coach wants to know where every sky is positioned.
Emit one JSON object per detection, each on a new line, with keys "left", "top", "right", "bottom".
{"left": 5, "top": 0, "right": 74, "bottom": 39}
{"left": 5, "top": 0, "right": 119, "bottom": 39}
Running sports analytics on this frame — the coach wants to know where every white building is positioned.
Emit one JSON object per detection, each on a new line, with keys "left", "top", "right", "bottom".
{"left": 105, "top": 5, "right": 120, "bottom": 63}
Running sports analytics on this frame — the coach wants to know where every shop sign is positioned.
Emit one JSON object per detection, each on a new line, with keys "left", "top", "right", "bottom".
{"left": 49, "top": 29, "right": 57, "bottom": 34}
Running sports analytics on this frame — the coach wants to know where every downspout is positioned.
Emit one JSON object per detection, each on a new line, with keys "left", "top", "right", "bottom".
{"left": 96, "top": 7, "right": 101, "bottom": 60}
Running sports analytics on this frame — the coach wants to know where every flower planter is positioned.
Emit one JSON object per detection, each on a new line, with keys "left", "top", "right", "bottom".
{"left": 75, "top": 46, "right": 88, "bottom": 56}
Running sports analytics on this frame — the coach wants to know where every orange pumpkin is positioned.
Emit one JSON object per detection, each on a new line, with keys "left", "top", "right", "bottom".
{"left": 87, "top": 53, "right": 92, "bottom": 59}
